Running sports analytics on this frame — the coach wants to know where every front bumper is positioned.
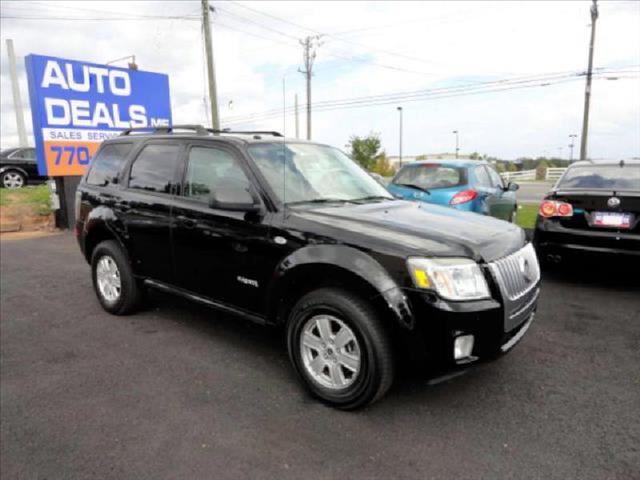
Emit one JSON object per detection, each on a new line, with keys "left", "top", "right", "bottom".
{"left": 398, "top": 286, "right": 538, "bottom": 371}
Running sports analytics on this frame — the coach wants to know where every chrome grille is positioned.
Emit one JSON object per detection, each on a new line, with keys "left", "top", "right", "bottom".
{"left": 487, "top": 243, "right": 541, "bottom": 332}
{"left": 487, "top": 243, "right": 540, "bottom": 301}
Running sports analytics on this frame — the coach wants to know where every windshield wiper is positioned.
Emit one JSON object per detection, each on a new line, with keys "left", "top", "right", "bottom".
{"left": 351, "top": 195, "right": 394, "bottom": 204}
{"left": 395, "top": 183, "right": 431, "bottom": 195}
{"left": 286, "top": 198, "right": 355, "bottom": 207}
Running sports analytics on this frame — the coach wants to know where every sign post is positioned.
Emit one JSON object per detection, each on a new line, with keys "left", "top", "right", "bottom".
{"left": 24, "top": 54, "right": 172, "bottom": 227}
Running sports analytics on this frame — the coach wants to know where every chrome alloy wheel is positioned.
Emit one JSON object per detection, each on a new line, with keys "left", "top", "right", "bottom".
{"left": 96, "top": 256, "right": 121, "bottom": 302}
{"left": 300, "top": 314, "right": 361, "bottom": 390}
{"left": 2, "top": 172, "right": 24, "bottom": 188}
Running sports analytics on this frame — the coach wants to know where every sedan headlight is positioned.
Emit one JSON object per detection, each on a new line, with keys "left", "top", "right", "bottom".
{"left": 407, "top": 257, "right": 490, "bottom": 301}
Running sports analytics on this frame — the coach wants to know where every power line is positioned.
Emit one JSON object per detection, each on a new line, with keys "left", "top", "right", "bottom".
{"left": 0, "top": 15, "right": 200, "bottom": 21}
{"left": 221, "top": 66, "right": 638, "bottom": 124}
{"left": 213, "top": 20, "right": 300, "bottom": 49}
{"left": 223, "top": 77, "right": 584, "bottom": 127}
{"left": 221, "top": 68, "right": 637, "bottom": 125}
{"left": 214, "top": 5, "right": 300, "bottom": 40}
{"left": 222, "top": 70, "right": 584, "bottom": 123}
{"left": 3, "top": 1, "right": 201, "bottom": 20}
{"left": 213, "top": 4, "right": 436, "bottom": 75}
{"left": 225, "top": 1, "right": 451, "bottom": 69}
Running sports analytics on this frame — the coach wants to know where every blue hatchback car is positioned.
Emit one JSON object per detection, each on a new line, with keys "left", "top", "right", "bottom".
{"left": 387, "top": 160, "right": 519, "bottom": 222}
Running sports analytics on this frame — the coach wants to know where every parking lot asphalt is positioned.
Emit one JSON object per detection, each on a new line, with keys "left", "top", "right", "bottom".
{"left": 1, "top": 233, "right": 639, "bottom": 480}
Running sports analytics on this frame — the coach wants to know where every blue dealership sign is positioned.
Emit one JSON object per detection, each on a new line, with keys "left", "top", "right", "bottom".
{"left": 25, "top": 54, "right": 172, "bottom": 176}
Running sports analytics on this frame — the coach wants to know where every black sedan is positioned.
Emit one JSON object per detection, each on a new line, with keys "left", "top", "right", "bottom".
{"left": 0, "top": 147, "right": 47, "bottom": 188}
{"left": 534, "top": 160, "right": 639, "bottom": 263}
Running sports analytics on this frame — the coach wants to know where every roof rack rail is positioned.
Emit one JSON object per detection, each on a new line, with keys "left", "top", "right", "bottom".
{"left": 119, "top": 125, "right": 209, "bottom": 136}
{"left": 118, "top": 125, "right": 284, "bottom": 138}
{"left": 210, "top": 129, "right": 284, "bottom": 138}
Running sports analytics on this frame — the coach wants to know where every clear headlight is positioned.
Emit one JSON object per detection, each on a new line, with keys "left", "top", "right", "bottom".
{"left": 407, "top": 257, "right": 490, "bottom": 301}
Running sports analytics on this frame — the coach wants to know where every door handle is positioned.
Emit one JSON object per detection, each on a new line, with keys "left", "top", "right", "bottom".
{"left": 176, "top": 215, "right": 197, "bottom": 229}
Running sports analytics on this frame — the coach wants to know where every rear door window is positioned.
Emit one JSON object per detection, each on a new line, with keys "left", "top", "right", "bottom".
{"left": 86, "top": 143, "right": 133, "bottom": 186}
{"left": 558, "top": 165, "right": 640, "bottom": 190}
{"left": 128, "top": 143, "right": 181, "bottom": 194}
{"left": 393, "top": 165, "right": 466, "bottom": 190}
{"left": 8, "top": 148, "right": 35, "bottom": 160}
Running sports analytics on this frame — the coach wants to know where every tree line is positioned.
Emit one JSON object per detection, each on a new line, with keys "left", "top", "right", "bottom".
{"left": 346, "top": 133, "right": 571, "bottom": 177}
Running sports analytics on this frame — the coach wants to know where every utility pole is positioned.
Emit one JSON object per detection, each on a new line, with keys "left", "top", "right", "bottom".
{"left": 299, "top": 35, "right": 321, "bottom": 140}
{"left": 6, "top": 39, "right": 28, "bottom": 147}
{"left": 397, "top": 106, "right": 403, "bottom": 167}
{"left": 294, "top": 93, "right": 300, "bottom": 139}
{"left": 579, "top": 0, "right": 598, "bottom": 161}
{"left": 568, "top": 134, "right": 577, "bottom": 162}
{"left": 202, "top": 0, "right": 220, "bottom": 130}
{"left": 453, "top": 130, "right": 459, "bottom": 159}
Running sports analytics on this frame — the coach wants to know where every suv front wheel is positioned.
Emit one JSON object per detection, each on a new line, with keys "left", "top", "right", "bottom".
{"left": 286, "top": 288, "right": 394, "bottom": 409}
{"left": 91, "top": 240, "right": 142, "bottom": 315}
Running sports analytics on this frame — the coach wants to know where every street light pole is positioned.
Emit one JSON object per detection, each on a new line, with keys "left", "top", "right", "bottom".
{"left": 568, "top": 134, "right": 577, "bottom": 162}
{"left": 397, "top": 106, "right": 403, "bottom": 167}
{"left": 453, "top": 130, "right": 459, "bottom": 159}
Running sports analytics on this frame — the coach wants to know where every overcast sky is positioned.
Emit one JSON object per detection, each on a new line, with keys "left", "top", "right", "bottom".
{"left": 1, "top": 0, "right": 639, "bottom": 159}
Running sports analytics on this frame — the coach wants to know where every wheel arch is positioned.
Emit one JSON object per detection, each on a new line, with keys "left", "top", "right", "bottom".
{"left": 266, "top": 245, "right": 414, "bottom": 330}
{"left": 0, "top": 166, "right": 29, "bottom": 181}
{"left": 82, "top": 211, "right": 127, "bottom": 264}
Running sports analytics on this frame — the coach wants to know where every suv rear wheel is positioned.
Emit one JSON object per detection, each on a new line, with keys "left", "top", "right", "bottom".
{"left": 286, "top": 288, "right": 394, "bottom": 409}
{"left": 91, "top": 240, "right": 142, "bottom": 315}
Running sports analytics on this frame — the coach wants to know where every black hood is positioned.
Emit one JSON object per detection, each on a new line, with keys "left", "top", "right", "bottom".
{"left": 290, "top": 200, "right": 526, "bottom": 262}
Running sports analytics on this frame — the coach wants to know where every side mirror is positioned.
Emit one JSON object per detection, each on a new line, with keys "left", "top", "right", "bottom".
{"left": 506, "top": 182, "right": 519, "bottom": 192}
{"left": 209, "top": 187, "right": 260, "bottom": 212}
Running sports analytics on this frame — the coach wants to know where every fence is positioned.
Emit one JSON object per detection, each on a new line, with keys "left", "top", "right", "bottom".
{"left": 545, "top": 167, "right": 567, "bottom": 182}
{"left": 500, "top": 169, "right": 536, "bottom": 182}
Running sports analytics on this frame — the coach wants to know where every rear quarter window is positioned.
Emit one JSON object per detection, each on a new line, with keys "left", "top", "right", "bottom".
{"left": 86, "top": 143, "right": 133, "bottom": 186}
{"left": 558, "top": 165, "right": 640, "bottom": 190}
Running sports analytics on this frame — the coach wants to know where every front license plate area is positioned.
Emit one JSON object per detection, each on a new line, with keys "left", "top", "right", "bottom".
{"left": 593, "top": 212, "right": 631, "bottom": 228}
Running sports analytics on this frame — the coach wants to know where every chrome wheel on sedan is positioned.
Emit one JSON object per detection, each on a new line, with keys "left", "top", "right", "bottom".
{"left": 300, "top": 314, "right": 361, "bottom": 390}
{"left": 96, "top": 255, "right": 121, "bottom": 302}
{"left": 2, "top": 171, "right": 25, "bottom": 189}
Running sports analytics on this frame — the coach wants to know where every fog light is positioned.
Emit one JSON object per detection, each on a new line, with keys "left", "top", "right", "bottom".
{"left": 454, "top": 334, "right": 475, "bottom": 360}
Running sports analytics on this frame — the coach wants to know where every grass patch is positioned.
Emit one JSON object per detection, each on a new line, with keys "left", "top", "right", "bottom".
{"left": 516, "top": 203, "right": 539, "bottom": 229}
{"left": 0, "top": 184, "right": 52, "bottom": 216}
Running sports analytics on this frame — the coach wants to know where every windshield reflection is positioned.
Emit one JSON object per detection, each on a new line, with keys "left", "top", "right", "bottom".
{"left": 248, "top": 143, "right": 393, "bottom": 205}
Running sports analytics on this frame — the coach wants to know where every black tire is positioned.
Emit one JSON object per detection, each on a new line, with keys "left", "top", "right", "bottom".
{"left": 1, "top": 170, "right": 26, "bottom": 189}
{"left": 91, "top": 240, "right": 142, "bottom": 315}
{"left": 509, "top": 208, "right": 517, "bottom": 224}
{"left": 286, "top": 288, "right": 394, "bottom": 410}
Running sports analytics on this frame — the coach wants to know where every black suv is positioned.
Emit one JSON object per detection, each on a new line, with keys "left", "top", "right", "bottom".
{"left": 76, "top": 125, "right": 540, "bottom": 409}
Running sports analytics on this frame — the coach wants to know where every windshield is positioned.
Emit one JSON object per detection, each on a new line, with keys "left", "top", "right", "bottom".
{"left": 392, "top": 164, "right": 467, "bottom": 190}
{"left": 248, "top": 142, "right": 393, "bottom": 205}
{"left": 558, "top": 164, "right": 640, "bottom": 191}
